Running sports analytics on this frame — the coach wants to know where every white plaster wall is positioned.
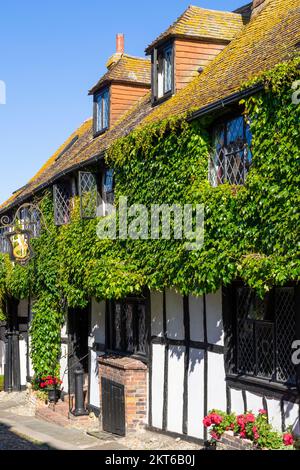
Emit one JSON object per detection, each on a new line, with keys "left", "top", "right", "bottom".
{"left": 91, "top": 299, "right": 106, "bottom": 345}
{"left": 165, "top": 290, "right": 184, "bottom": 340}
{"left": 60, "top": 342, "right": 68, "bottom": 393}
{"left": 284, "top": 401, "right": 300, "bottom": 435}
{"left": 19, "top": 338, "right": 27, "bottom": 386}
{"left": 167, "top": 345, "right": 185, "bottom": 433}
{"left": 187, "top": 348, "right": 205, "bottom": 439}
{"left": 189, "top": 295, "right": 204, "bottom": 342}
{"left": 266, "top": 398, "right": 282, "bottom": 432}
{"left": 151, "top": 344, "right": 165, "bottom": 429}
{"left": 207, "top": 351, "right": 226, "bottom": 412}
{"left": 151, "top": 291, "right": 164, "bottom": 337}
{"left": 230, "top": 388, "right": 245, "bottom": 415}
{"left": 0, "top": 340, "right": 5, "bottom": 375}
{"left": 89, "top": 299, "right": 106, "bottom": 409}
{"left": 246, "top": 391, "right": 263, "bottom": 413}
{"left": 206, "top": 290, "right": 224, "bottom": 346}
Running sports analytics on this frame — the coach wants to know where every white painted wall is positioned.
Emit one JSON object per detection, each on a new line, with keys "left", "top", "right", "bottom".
{"left": 151, "top": 344, "right": 165, "bottom": 429}
{"left": 167, "top": 345, "right": 185, "bottom": 433}
{"left": 165, "top": 290, "right": 184, "bottom": 340}
{"left": 207, "top": 351, "right": 226, "bottom": 412}
{"left": 18, "top": 299, "right": 28, "bottom": 386}
{"left": 189, "top": 295, "right": 204, "bottom": 342}
{"left": 188, "top": 348, "right": 205, "bottom": 439}
{"left": 284, "top": 401, "right": 300, "bottom": 435}
{"left": 150, "top": 291, "right": 164, "bottom": 337}
{"left": 19, "top": 338, "right": 27, "bottom": 386}
{"left": 266, "top": 398, "right": 282, "bottom": 432}
{"left": 246, "top": 391, "right": 263, "bottom": 413}
{"left": 89, "top": 299, "right": 106, "bottom": 409}
{"left": 206, "top": 290, "right": 224, "bottom": 346}
{"left": 60, "top": 342, "right": 68, "bottom": 393}
{"left": 230, "top": 388, "right": 245, "bottom": 415}
{"left": 0, "top": 340, "right": 5, "bottom": 375}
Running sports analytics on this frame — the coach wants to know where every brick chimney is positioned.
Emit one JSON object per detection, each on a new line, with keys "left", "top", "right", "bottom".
{"left": 251, "top": 0, "right": 269, "bottom": 17}
{"left": 116, "top": 33, "right": 124, "bottom": 54}
{"left": 106, "top": 33, "right": 125, "bottom": 69}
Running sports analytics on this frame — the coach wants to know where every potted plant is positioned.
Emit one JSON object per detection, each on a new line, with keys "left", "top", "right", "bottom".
{"left": 33, "top": 375, "right": 62, "bottom": 403}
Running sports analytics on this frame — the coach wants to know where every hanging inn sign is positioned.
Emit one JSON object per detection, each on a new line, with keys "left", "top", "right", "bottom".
{"left": 0, "top": 203, "right": 47, "bottom": 265}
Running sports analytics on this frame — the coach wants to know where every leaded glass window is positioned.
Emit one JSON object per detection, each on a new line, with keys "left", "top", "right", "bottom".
{"left": 53, "top": 180, "right": 72, "bottom": 226}
{"left": 95, "top": 88, "right": 109, "bottom": 133}
{"left": 79, "top": 171, "right": 99, "bottom": 219}
{"left": 209, "top": 116, "right": 252, "bottom": 186}
{"left": 110, "top": 297, "right": 149, "bottom": 358}
{"left": 102, "top": 169, "right": 114, "bottom": 215}
{"left": 0, "top": 227, "right": 9, "bottom": 254}
{"left": 235, "top": 287, "right": 297, "bottom": 386}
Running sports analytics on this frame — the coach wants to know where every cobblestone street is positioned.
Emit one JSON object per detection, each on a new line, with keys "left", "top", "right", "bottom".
{"left": 0, "top": 392, "right": 202, "bottom": 450}
{"left": 0, "top": 423, "right": 50, "bottom": 450}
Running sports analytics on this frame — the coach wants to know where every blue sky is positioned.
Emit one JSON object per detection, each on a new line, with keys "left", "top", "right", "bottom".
{"left": 0, "top": 0, "right": 244, "bottom": 204}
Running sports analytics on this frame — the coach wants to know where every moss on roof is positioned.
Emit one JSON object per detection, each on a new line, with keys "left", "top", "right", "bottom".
{"left": 145, "top": 5, "right": 249, "bottom": 53}
{"left": 1, "top": 0, "right": 299, "bottom": 214}
{"left": 89, "top": 54, "right": 151, "bottom": 95}
{"left": 142, "top": 0, "right": 300, "bottom": 124}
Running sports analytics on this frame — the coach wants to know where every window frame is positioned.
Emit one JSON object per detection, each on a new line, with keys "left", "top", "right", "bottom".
{"left": 152, "top": 41, "right": 174, "bottom": 105}
{"left": 106, "top": 294, "right": 150, "bottom": 362}
{"left": 223, "top": 283, "right": 300, "bottom": 395}
{"left": 93, "top": 87, "right": 110, "bottom": 137}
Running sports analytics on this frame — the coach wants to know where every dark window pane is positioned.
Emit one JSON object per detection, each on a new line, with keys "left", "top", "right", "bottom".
{"left": 256, "top": 322, "right": 275, "bottom": 379}
{"left": 136, "top": 303, "right": 147, "bottom": 355}
{"left": 114, "top": 303, "right": 122, "bottom": 351}
{"left": 275, "top": 288, "right": 297, "bottom": 385}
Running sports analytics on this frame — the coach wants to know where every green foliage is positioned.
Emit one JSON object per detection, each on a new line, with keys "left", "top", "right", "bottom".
{"left": 29, "top": 293, "right": 64, "bottom": 377}
{"left": 205, "top": 409, "right": 294, "bottom": 450}
{"left": 0, "top": 59, "right": 299, "bottom": 374}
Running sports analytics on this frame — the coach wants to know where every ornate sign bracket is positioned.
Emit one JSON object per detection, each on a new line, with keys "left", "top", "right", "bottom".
{"left": 0, "top": 202, "right": 49, "bottom": 265}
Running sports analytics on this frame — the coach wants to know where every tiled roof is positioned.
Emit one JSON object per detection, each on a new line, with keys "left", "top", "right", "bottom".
{"left": 142, "top": 0, "right": 300, "bottom": 124}
{"left": 1, "top": 0, "right": 299, "bottom": 214}
{"left": 88, "top": 54, "right": 151, "bottom": 95}
{"left": 145, "top": 5, "right": 250, "bottom": 53}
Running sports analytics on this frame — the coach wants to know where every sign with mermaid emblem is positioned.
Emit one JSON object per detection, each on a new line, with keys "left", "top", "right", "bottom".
{"left": 5, "top": 229, "right": 33, "bottom": 265}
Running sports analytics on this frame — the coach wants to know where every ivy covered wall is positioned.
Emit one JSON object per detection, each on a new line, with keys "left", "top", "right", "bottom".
{"left": 0, "top": 58, "right": 299, "bottom": 376}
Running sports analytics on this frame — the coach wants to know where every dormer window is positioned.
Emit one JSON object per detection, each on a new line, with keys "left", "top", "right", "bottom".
{"left": 152, "top": 43, "right": 174, "bottom": 104}
{"left": 94, "top": 88, "right": 109, "bottom": 135}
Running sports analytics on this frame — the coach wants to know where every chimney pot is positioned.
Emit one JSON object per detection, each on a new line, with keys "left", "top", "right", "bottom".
{"left": 251, "top": 0, "right": 268, "bottom": 17}
{"left": 116, "top": 33, "right": 124, "bottom": 54}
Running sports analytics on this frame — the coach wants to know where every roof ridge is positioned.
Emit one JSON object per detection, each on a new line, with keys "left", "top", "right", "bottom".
{"left": 187, "top": 4, "right": 245, "bottom": 15}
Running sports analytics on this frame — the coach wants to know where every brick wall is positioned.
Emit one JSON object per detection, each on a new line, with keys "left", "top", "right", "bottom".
{"left": 217, "top": 431, "right": 254, "bottom": 450}
{"left": 98, "top": 355, "right": 148, "bottom": 434}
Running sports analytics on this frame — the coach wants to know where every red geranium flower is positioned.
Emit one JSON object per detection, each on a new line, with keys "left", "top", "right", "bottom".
{"left": 283, "top": 433, "right": 294, "bottom": 447}
{"left": 245, "top": 413, "right": 255, "bottom": 423}
{"left": 259, "top": 409, "right": 267, "bottom": 415}
{"left": 203, "top": 416, "right": 212, "bottom": 427}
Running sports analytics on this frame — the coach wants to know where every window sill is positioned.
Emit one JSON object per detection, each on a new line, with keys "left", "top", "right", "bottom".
{"left": 93, "top": 128, "right": 109, "bottom": 139}
{"left": 105, "top": 349, "right": 149, "bottom": 365}
{"left": 226, "top": 373, "right": 299, "bottom": 401}
{"left": 152, "top": 91, "right": 173, "bottom": 107}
